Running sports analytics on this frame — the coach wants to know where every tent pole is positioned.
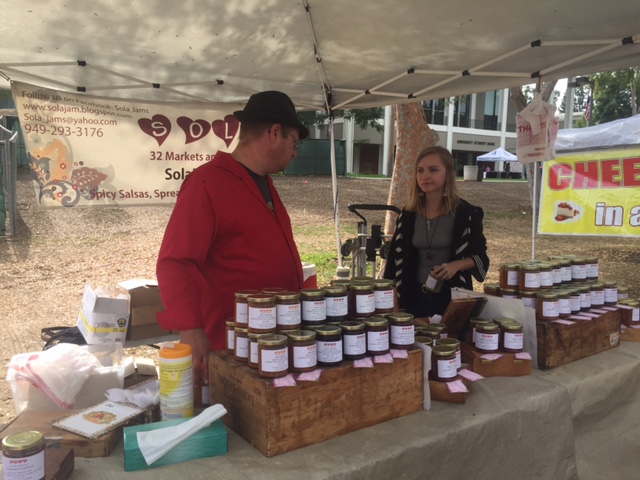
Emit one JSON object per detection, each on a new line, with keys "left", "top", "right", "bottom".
{"left": 329, "top": 118, "right": 344, "bottom": 273}
{"left": 531, "top": 161, "right": 537, "bottom": 260}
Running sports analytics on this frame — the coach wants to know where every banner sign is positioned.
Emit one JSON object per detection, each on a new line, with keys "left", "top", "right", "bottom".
{"left": 538, "top": 148, "right": 640, "bottom": 237}
{"left": 12, "top": 81, "right": 243, "bottom": 207}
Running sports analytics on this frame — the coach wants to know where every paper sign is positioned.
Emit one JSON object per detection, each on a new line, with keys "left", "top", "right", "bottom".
{"left": 446, "top": 379, "right": 469, "bottom": 394}
{"left": 480, "top": 353, "right": 503, "bottom": 361}
{"left": 273, "top": 374, "right": 297, "bottom": 387}
{"left": 515, "top": 352, "right": 533, "bottom": 360}
{"left": 390, "top": 349, "right": 409, "bottom": 359}
{"left": 457, "top": 369, "right": 484, "bottom": 382}
{"left": 353, "top": 357, "right": 374, "bottom": 368}
{"left": 296, "top": 369, "right": 323, "bottom": 382}
{"left": 373, "top": 353, "right": 394, "bottom": 364}
{"left": 553, "top": 319, "right": 575, "bottom": 325}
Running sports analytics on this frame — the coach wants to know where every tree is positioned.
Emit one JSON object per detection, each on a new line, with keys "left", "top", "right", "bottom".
{"left": 298, "top": 107, "right": 384, "bottom": 137}
{"left": 591, "top": 68, "right": 640, "bottom": 124}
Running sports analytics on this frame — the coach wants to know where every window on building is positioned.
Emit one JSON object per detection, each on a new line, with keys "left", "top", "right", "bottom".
{"left": 483, "top": 90, "right": 500, "bottom": 130}
{"left": 423, "top": 99, "right": 446, "bottom": 125}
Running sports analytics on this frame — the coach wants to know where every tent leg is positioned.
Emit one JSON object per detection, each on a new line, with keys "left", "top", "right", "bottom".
{"left": 531, "top": 161, "right": 537, "bottom": 260}
{"left": 329, "top": 118, "right": 346, "bottom": 278}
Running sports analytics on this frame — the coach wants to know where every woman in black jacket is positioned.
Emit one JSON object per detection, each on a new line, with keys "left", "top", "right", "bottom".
{"left": 384, "top": 146, "right": 489, "bottom": 318}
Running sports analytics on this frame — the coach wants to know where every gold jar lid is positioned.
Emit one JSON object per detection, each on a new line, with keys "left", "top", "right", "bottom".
{"left": 537, "top": 262, "right": 552, "bottom": 271}
{"left": 257, "top": 334, "right": 288, "bottom": 347}
{"left": 536, "top": 291, "right": 559, "bottom": 300}
{"left": 323, "top": 285, "right": 347, "bottom": 295}
{"left": 275, "top": 291, "right": 301, "bottom": 301}
{"left": 431, "top": 345, "right": 456, "bottom": 357}
{"left": 234, "top": 326, "right": 248, "bottom": 334}
{"left": 262, "top": 287, "right": 286, "bottom": 294}
{"left": 500, "top": 263, "right": 520, "bottom": 269}
{"left": 424, "top": 323, "right": 446, "bottom": 332}
{"left": 300, "top": 288, "right": 325, "bottom": 298}
{"left": 387, "top": 312, "right": 414, "bottom": 324}
{"left": 331, "top": 279, "right": 352, "bottom": 287}
{"left": 470, "top": 317, "right": 493, "bottom": 325}
{"left": 2, "top": 431, "right": 44, "bottom": 452}
{"left": 494, "top": 317, "right": 517, "bottom": 326}
{"left": 225, "top": 320, "right": 235, "bottom": 327}
{"left": 285, "top": 329, "right": 316, "bottom": 341}
{"left": 619, "top": 299, "right": 639, "bottom": 307}
{"left": 351, "top": 276, "right": 374, "bottom": 284}
{"left": 248, "top": 331, "right": 270, "bottom": 340}
{"left": 350, "top": 283, "right": 374, "bottom": 292}
{"left": 339, "top": 320, "right": 365, "bottom": 331}
{"left": 603, "top": 280, "right": 618, "bottom": 288}
{"left": 247, "top": 294, "right": 275, "bottom": 305}
{"left": 476, "top": 323, "right": 499, "bottom": 333}
{"left": 584, "top": 256, "right": 598, "bottom": 263}
{"left": 578, "top": 285, "right": 591, "bottom": 293}
{"left": 520, "top": 264, "right": 541, "bottom": 272}
{"left": 435, "top": 337, "right": 460, "bottom": 348}
{"left": 373, "top": 279, "right": 393, "bottom": 288}
{"left": 570, "top": 257, "right": 585, "bottom": 265}
{"left": 617, "top": 284, "right": 628, "bottom": 292}
{"left": 556, "top": 290, "right": 571, "bottom": 298}
{"left": 314, "top": 325, "right": 342, "bottom": 337}
{"left": 500, "top": 288, "right": 518, "bottom": 295}
{"left": 519, "top": 290, "right": 538, "bottom": 298}
{"left": 501, "top": 322, "right": 523, "bottom": 331}
{"left": 363, "top": 317, "right": 388, "bottom": 328}
{"left": 590, "top": 282, "right": 604, "bottom": 290}
{"left": 415, "top": 335, "right": 433, "bottom": 346}
{"left": 235, "top": 289, "right": 260, "bottom": 299}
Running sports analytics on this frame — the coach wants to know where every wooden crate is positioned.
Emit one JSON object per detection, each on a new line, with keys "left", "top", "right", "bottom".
{"left": 209, "top": 349, "right": 423, "bottom": 457}
{"left": 428, "top": 378, "right": 469, "bottom": 404}
{"left": 620, "top": 326, "right": 640, "bottom": 342}
{"left": 460, "top": 342, "right": 532, "bottom": 377}
{"left": 536, "top": 310, "right": 620, "bottom": 370}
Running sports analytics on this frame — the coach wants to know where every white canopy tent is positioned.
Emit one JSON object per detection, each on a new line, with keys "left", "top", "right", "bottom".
{"left": 476, "top": 148, "right": 518, "bottom": 162}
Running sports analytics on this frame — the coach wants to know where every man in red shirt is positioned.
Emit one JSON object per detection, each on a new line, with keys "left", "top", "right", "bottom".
{"left": 156, "top": 91, "right": 309, "bottom": 387}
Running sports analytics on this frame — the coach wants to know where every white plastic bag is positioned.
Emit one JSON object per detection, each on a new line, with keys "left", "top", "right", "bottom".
{"left": 6, "top": 343, "right": 103, "bottom": 412}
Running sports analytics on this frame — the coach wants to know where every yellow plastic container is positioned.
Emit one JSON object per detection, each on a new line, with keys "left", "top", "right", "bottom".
{"left": 159, "top": 343, "right": 194, "bottom": 420}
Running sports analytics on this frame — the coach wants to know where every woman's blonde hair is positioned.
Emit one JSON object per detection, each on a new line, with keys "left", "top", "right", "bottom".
{"left": 406, "top": 146, "right": 460, "bottom": 215}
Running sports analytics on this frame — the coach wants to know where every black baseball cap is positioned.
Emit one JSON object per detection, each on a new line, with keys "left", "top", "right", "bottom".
{"left": 234, "top": 91, "right": 309, "bottom": 139}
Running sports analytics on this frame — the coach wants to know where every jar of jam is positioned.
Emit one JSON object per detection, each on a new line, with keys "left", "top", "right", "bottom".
{"left": 234, "top": 289, "right": 260, "bottom": 327}
{"left": 286, "top": 329, "right": 317, "bottom": 373}
{"left": 550, "top": 262, "right": 563, "bottom": 287}
{"left": 233, "top": 326, "right": 249, "bottom": 363}
{"left": 300, "top": 289, "right": 327, "bottom": 327}
{"left": 499, "top": 263, "right": 520, "bottom": 289}
{"left": 225, "top": 319, "right": 235, "bottom": 353}
{"left": 435, "top": 338, "right": 461, "bottom": 370}
{"left": 585, "top": 256, "right": 599, "bottom": 281}
{"left": 415, "top": 335, "right": 434, "bottom": 347}
{"left": 538, "top": 263, "right": 553, "bottom": 290}
{"left": 536, "top": 291, "right": 560, "bottom": 321}
{"left": 559, "top": 259, "right": 573, "bottom": 284}
{"left": 500, "top": 322, "right": 524, "bottom": 353}
{"left": 475, "top": 322, "right": 500, "bottom": 353}
{"left": 619, "top": 300, "right": 640, "bottom": 326}
{"left": 589, "top": 282, "right": 605, "bottom": 307}
{"left": 424, "top": 323, "right": 447, "bottom": 339}
{"left": 617, "top": 284, "right": 629, "bottom": 302}
{"left": 373, "top": 279, "right": 395, "bottom": 314}
{"left": 520, "top": 290, "right": 537, "bottom": 309}
{"left": 519, "top": 264, "right": 541, "bottom": 291}
{"left": 340, "top": 320, "right": 366, "bottom": 360}
{"left": 387, "top": 312, "right": 415, "bottom": 350}
{"left": 578, "top": 285, "right": 592, "bottom": 311}
{"left": 500, "top": 288, "right": 520, "bottom": 299}
{"left": 247, "top": 294, "right": 277, "bottom": 334}
{"left": 349, "top": 282, "right": 376, "bottom": 318}
{"left": 275, "top": 291, "right": 301, "bottom": 330}
{"left": 2, "top": 431, "right": 45, "bottom": 480}
{"left": 248, "top": 331, "right": 268, "bottom": 369}
{"left": 423, "top": 273, "right": 444, "bottom": 294}
{"left": 258, "top": 334, "right": 289, "bottom": 378}
{"left": 323, "top": 285, "right": 349, "bottom": 322}
{"left": 483, "top": 282, "right": 500, "bottom": 296}
{"left": 568, "top": 287, "right": 581, "bottom": 314}
{"left": 570, "top": 257, "right": 587, "bottom": 283}
{"left": 469, "top": 318, "right": 493, "bottom": 344}
{"left": 314, "top": 325, "right": 343, "bottom": 367}
{"left": 430, "top": 345, "right": 457, "bottom": 382}
{"left": 603, "top": 281, "right": 618, "bottom": 305}
{"left": 558, "top": 290, "right": 571, "bottom": 318}
{"left": 364, "top": 317, "right": 390, "bottom": 356}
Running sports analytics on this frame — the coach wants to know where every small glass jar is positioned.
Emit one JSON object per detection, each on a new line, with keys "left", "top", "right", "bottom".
{"left": 558, "top": 290, "right": 571, "bottom": 318}
{"left": 424, "top": 323, "right": 447, "bottom": 339}
{"left": 248, "top": 331, "right": 269, "bottom": 369}
{"left": 538, "top": 263, "right": 554, "bottom": 290}
{"left": 373, "top": 279, "right": 395, "bottom": 314}
{"left": 603, "top": 281, "right": 618, "bottom": 305}
{"left": 435, "top": 338, "right": 461, "bottom": 370}
{"left": 415, "top": 335, "right": 434, "bottom": 347}
{"left": 559, "top": 259, "right": 573, "bottom": 284}
{"left": 520, "top": 290, "right": 538, "bottom": 309}
{"left": 314, "top": 325, "right": 343, "bottom": 367}
{"left": 275, "top": 291, "right": 301, "bottom": 330}
{"left": 619, "top": 300, "right": 640, "bottom": 326}
{"left": 500, "top": 288, "right": 520, "bottom": 299}
{"left": 387, "top": 312, "right": 415, "bottom": 350}
{"left": 568, "top": 287, "right": 581, "bottom": 314}
{"left": 469, "top": 318, "right": 493, "bottom": 344}
{"left": 570, "top": 257, "right": 587, "bottom": 283}
{"left": 483, "top": 282, "right": 500, "bottom": 296}
{"left": 234, "top": 289, "right": 260, "bottom": 327}
{"left": 233, "top": 327, "right": 249, "bottom": 363}
{"left": 585, "top": 256, "right": 599, "bottom": 281}
{"left": 286, "top": 329, "right": 317, "bottom": 373}
{"left": 536, "top": 291, "right": 560, "bottom": 321}
{"left": 430, "top": 345, "right": 458, "bottom": 382}
{"left": 247, "top": 294, "right": 277, "bottom": 334}
{"left": 589, "top": 282, "right": 605, "bottom": 307}
{"left": 550, "top": 262, "right": 563, "bottom": 287}
{"left": 225, "top": 319, "right": 236, "bottom": 353}
{"left": 349, "top": 282, "right": 376, "bottom": 318}
{"left": 323, "top": 285, "right": 349, "bottom": 323}
{"left": 475, "top": 322, "right": 500, "bottom": 353}
{"left": 364, "top": 317, "right": 390, "bottom": 356}
{"left": 258, "top": 334, "right": 289, "bottom": 378}
{"left": 499, "top": 263, "right": 520, "bottom": 289}
{"left": 578, "top": 285, "right": 592, "bottom": 311}
{"left": 519, "top": 264, "right": 541, "bottom": 292}
{"left": 2, "top": 431, "right": 45, "bottom": 480}
{"left": 617, "top": 284, "right": 629, "bottom": 302}
{"left": 340, "top": 320, "right": 367, "bottom": 360}
{"left": 500, "top": 322, "right": 524, "bottom": 353}
{"left": 300, "top": 289, "right": 327, "bottom": 327}
{"left": 423, "top": 272, "right": 444, "bottom": 294}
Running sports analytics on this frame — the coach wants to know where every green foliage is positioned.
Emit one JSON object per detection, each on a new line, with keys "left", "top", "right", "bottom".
{"left": 592, "top": 68, "right": 640, "bottom": 124}
{"left": 298, "top": 107, "right": 385, "bottom": 137}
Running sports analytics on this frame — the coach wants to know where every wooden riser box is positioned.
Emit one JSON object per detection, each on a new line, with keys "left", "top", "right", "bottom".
{"left": 536, "top": 310, "right": 620, "bottom": 370}
{"left": 460, "top": 342, "right": 533, "bottom": 377}
{"left": 209, "top": 349, "right": 423, "bottom": 457}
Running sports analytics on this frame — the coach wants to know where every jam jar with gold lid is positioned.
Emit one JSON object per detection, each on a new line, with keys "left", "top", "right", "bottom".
{"left": 499, "top": 321, "right": 524, "bottom": 353}
{"left": 387, "top": 312, "right": 415, "bottom": 350}
{"left": 364, "top": 317, "right": 390, "bottom": 356}
{"left": 373, "top": 279, "right": 395, "bottom": 314}
{"left": 2, "top": 431, "right": 45, "bottom": 480}
{"left": 430, "top": 345, "right": 458, "bottom": 382}
{"left": 275, "top": 291, "right": 301, "bottom": 330}
{"left": 323, "top": 285, "right": 349, "bottom": 323}
{"left": 286, "top": 329, "right": 317, "bottom": 373}
{"left": 247, "top": 294, "right": 277, "bottom": 334}
{"left": 536, "top": 291, "right": 560, "bottom": 321}
{"left": 314, "top": 325, "right": 343, "bottom": 367}
{"left": 475, "top": 322, "right": 500, "bottom": 353}
{"left": 300, "top": 289, "right": 327, "bottom": 327}
{"left": 257, "top": 334, "right": 289, "bottom": 378}
{"left": 499, "top": 263, "right": 520, "bottom": 289}
{"left": 349, "top": 282, "right": 376, "bottom": 318}
{"left": 340, "top": 320, "right": 366, "bottom": 360}
{"left": 234, "top": 289, "right": 260, "bottom": 327}
{"left": 519, "top": 264, "right": 541, "bottom": 292}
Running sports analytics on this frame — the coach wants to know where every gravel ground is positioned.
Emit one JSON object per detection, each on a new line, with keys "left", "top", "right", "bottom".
{"left": 1, "top": 167, "right": 638, "bottom": 428}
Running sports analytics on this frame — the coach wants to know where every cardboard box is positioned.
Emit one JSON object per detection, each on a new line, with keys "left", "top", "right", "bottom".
{"left": 77, "top": 282, "right": 130, "bottom": 344}
{"left": 536, "top": 310, "right": 620, "bottom": 370}
{"left": 117, "top": 279, "right": 162, "bottom": 319}
{"left": 209, "top": 349, "right": 424, "bottom": 457}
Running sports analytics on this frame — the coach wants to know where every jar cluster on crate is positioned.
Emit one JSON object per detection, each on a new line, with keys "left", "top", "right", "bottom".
{"left": 485, "top": 255, "right": 629, "bottom": 321}
{"left": 226, "top": 277, "right": 416, "bottom": 379}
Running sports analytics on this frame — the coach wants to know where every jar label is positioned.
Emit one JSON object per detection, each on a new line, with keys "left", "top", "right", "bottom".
{"left": 436, "top": 357, "right": 457, "bottom": 379}
{"left": 425, "top": 274, "right": 441, "bottom": 292}
{"left": 249, "top": 305, "right": 277, "bottom": 329}
{"left": 504, "top": 331, "right": 524, "bottom": 350}
{"left": 235, "top": 302, "right": 248, "bottom": 325}
{"left": 591, "top": 290, "right": 605, "bottom": 306}
{"left": 367, "top": 330, "right": 389, "bottom": 352}
{"left": 235, "top": 336, "right": 249, "bottom": 358}
{"left": 570, "top": 295, "right": 581, "bottom": 312}
{"left": 539, "top": 270, "right": 553, "bottom": 287}
{"left": 302, "top": 300, "right": 326, "bottom": 321}
{"left": 559, "top": 297, "right": 571, "bottom": 314}
{"left": 293, "top": 344, "right": 317, "bottom": 368}
{"left": 260, "top": 346, "right": 288, "bottom": 372}
{"left": 390, "top": 324, "right": 414, "bottom": 345}
{"left": 344, "top": 333, "right": 366, "bottom": 355}
{"left": 633, "top": 307, "right": 639, "bottom": 322}
{"left": 476, "top": 332, "right": 499, "bottom": 351}
{"left": 587, "top": 263, "right": 599, "bottom": 278}
{"left": 455, "top": 349, "right": 461, "bottom": 369}
{"left": 522, "top": 296, "right": 536, "bottom": 309}
{"left": 326, "top": 296, "right": 348, "bottom": 316}
{"left": 506, "top": 270, "right": 519, "bottom": 286}
{"left": 227, "top": 329, "right": 235, "bottom": 350}
{"left": 250, "top": 340, "right": 259, "bottom": 364}
{"left": 561, "top": 266, "right": 572, "bottom": 282}
{"left": 276, "top": 303, "right": 301, "bottom": 326}
{"left": 374, "top": 289, "right": 395, "bottom": 310}
{"left": 542, "top": 300, "right": 559, "bottom": 318}
{"left": 2, "top": 449, "right": 45, "bottom": 479}
{"left": 524, "top": 272, "right": 540, "bottom": 288}
{"left": 552, "top": 269, "right": 562, "bottom": 285}
{"left": 572, "top": 264, "right": 587, "bottom": 280}
{"left": 604, "top": 288, "right": 618, "bottom": 303}
{"left": 317, "top": 339, "right": 343, "bottom": 363}
{"left": 580, "top": 292, "right": 591, "bottom": 309}
{"left": 356, "top": 293, "right": 376, "bottom": 314}
{"left": 160, "top": 356, "right": 194, "bottom": 419}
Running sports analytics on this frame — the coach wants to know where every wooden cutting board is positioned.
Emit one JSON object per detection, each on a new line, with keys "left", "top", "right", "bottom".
{"left": 0, "top": 411, "right": 121, "bottom": 458}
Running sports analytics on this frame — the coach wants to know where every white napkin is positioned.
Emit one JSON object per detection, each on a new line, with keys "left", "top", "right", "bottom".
{"left": 136, "top": 404, "right": 227, "bottom": 465}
